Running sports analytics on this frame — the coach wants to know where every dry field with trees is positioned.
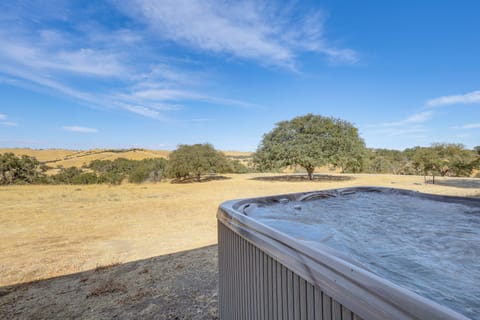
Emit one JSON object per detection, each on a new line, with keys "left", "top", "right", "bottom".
{"left": 0, "top": 173, "right": 479, "bottom": 318}
{"left": 1, "top": 172, "right": 479, "bottom": 287}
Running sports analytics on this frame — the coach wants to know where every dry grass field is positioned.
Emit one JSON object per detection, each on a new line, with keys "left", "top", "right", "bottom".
{"left": 1, "top": 149, "right": 479, "bottom": 318}
{"left": 1, "top": 172, "right": 479, "bottom": 288}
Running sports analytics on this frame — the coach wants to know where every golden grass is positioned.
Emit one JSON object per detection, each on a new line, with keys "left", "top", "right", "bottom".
{"left": 0, "top": 148, "right": 77, "bottom": 162}
{"left": 0, "top": 148, "right": 252, "bottom": 169}
{"left": 0, "top": 173, "right": 478, "bottom": 287}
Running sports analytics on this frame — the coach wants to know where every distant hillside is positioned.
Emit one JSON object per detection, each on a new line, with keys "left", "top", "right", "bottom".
{"left": 0, "top": 148, "right": 253, "bottom": 169}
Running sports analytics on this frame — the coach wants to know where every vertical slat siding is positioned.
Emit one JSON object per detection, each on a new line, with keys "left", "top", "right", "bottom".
{"left": 282, "top": 265, "right": 289, "bottom": 320}
{"left": 323, "top": 292, "right": 332, "bottom": 320}
{"left": 218, "top": 221, "right": 363, "bottom": 320}
{"left": 307, "top": 283, "right": 315, "bottom": 320}
{"left": 287, "top": 270, "right": 295, "bottom": 320}
{"left": 314, "top": 286, "right": 323, "bottom": 320}
{"left": 332, "top": 301, "right": 342, "bottom": 320}
{"left": 294, "top": 272, "right": 300, "bottom": 319}
{"left": 342, "top": 305, "right": 354, "bottom": 320}
{"left": 277, "top": 263, "right": 283, "bottom": 320}
{"left": 263, "top": 253, "right": 269, "bottom": 319}
{"left": 249, "top": 242, "right": 255, "bottom": 320}
{"left": 299, "top": 278, "right": 307, "bottom": 320}
{"left": 272, "top": 258, "right": 278, "bottom": 320}
{"left": 267, "top": 256, "right": 273, "bottom": 320}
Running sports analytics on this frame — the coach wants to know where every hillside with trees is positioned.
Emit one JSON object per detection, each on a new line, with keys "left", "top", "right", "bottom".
{"left": 1, "top": 114, "right": 479, "bottom": 185}
{"left": 0, "top": 145, "right": 251, "bottom": 185}
{"left": 360, "top": 144, "right": 479, "bottom": 181}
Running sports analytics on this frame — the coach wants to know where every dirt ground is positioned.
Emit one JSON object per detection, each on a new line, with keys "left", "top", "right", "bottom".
{"left": 0, "top": 245, "right": 218, "bottom": 320}
{"left": 1, "top": 173, "right": 479, "bottom": 319}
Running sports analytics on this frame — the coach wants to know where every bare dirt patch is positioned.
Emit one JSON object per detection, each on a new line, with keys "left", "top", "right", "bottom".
{"left": 430, "top": 177, "right": 480, "bottom": 189}
{"left": 0, "top": 245, "right": 218, "bottom": 320}
{"left": 251, "top": 173, "right": 353, "bottom": 182}
{"left": 171, "top": 175, "right": 231, "bottom": 184}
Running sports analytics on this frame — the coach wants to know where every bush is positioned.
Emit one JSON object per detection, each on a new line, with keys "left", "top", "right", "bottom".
{"left": 228, "top": 159, "right": 250, "bottom": 173}
{"left": 71, "top": 172, "right": 100, "bottom": 184}
{"left": 51, "top": 167, "right": 84, "bottom": 184}
{"left": 166, "top": 144, "right": 231, "bottom": 181}
{"left": 0, "top": 153, "right": 46, "bottom": 184}
{"left": 128, "top": 158, "right": 168, "bottom": 183}
{"left": 98, "top": 171, "right": 124, "bottom": 185}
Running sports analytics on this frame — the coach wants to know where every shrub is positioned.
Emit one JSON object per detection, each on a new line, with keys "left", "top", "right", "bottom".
{"left": 128, "top": 158, "right": 168, "bottom": 183}
{"left": 166, "top": 144, "right": 231, "bottom": 181}
{"left": 0, "top": 153, "right": 46, "bottom": 184}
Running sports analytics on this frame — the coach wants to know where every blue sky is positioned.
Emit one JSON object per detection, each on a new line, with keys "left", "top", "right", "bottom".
{"left": 0, "top": 0, "right": 479, "bottom": 151}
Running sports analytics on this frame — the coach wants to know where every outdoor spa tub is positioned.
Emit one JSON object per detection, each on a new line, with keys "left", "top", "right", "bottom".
{"left": 217, "top": 187, "right": 480, "bottom": 320}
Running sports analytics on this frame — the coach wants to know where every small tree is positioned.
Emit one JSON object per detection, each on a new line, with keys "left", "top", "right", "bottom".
{"left": 413, "top": 144, "right": 477, "bottom": 183}
{"left": 412, "top": 147, "right": 439, "bottom": 183}
{"left": 166, "top": 143, "right": 231, "bottom": 181}
{"left": 0, "top": 153, "right": 46, "bottom": 184}
{"left": 253, "top": 114, "right": 365, "bottom": 180}
{"left": 474, "top": 146, "right": 480, "bottom": 156}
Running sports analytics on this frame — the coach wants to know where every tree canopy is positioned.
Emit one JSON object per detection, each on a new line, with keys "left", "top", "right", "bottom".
{"left": 166, "top": 143, "right": 231, "bottom": 181}
{"left": 412, "top": 143, "right": 478, "bottom": 183}
{"left": 253, "top": 114, "right": 366, "bottom": 179}
{"left": 0, "top": 153, "right": 47, "bottom": 184}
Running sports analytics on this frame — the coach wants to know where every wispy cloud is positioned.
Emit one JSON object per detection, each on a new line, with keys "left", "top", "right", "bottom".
{"left": 426, "top": 90, "right": 480, "bottom": 107}
{"left": 62, "top": 126, "right": 98, "bottom": 133}
{"left": 0, "top": 0, "right": 355, "bottom": 122}
{"left": 452, "top": 123, "right": 480, "bottom": 130}
{"left": 1, "top": 121, "right": 18, "bottom": 127}
{"left": 370, "top": 125, "right": 429, "bottom": 137}
{"left": 0, "top": 3, "right": 259, "bottom": 121}
{"left": 1, "top": 41, "right": 126, "bottom": 77}
{"left": 0, "top": 113, "right": 17, "bottom": 126}
{"left": 123, "top": 105, "right": 163, "bottom": 119}
{"left": 365, "top": 111, "right": 433, "bottom": 140}
{"left": 379, "top": 111, "right": 433, "bottom": 127}
{"left": 116, "top": 0, "right": 358, "bottom": 69}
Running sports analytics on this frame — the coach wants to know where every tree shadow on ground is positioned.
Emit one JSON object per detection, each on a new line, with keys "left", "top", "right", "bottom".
{"left": 428, "top": 178, "right": 480, "bottom": 189}
{"left": 170, "top": 175, "right": 231, "bottom": 184}
{"left": 0, "top": 245, "right": 218, "bottom": 320}
{"left": 251, "top": 174, "right": 353, "bottom": 182}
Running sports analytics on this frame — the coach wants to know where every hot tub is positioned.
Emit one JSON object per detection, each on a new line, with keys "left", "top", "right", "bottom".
{"left": 217, "top": 187, "right": 480, "bottom": 319}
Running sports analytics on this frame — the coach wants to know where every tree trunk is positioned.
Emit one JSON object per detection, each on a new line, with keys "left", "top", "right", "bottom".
{"left": 306, "top": 168, "right": 314, "bottom": 181}
{"left": 432, "top": 174, "right": 435, "bottom": 184}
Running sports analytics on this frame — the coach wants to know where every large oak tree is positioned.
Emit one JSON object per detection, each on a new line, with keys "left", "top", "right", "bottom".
{"left": 253, "top": 114, "right": 366, "bottom": 180}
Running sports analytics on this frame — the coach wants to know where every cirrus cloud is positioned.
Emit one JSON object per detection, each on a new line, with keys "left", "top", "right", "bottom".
{"left": 62, "top": 126, "right": 98, "bottom": 133}
{"left": 115, "top": 0, "right": 358, "bottom": 69}
{"left": 427, "top": 90, "right": 480, "bottom": 107}
{"left": 452, "top": 123, "right": 480, "bottom": 130}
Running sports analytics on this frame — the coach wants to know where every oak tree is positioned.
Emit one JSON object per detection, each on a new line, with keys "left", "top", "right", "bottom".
{"left": 253, "top": 114, "right": 365, "bottom": 180}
